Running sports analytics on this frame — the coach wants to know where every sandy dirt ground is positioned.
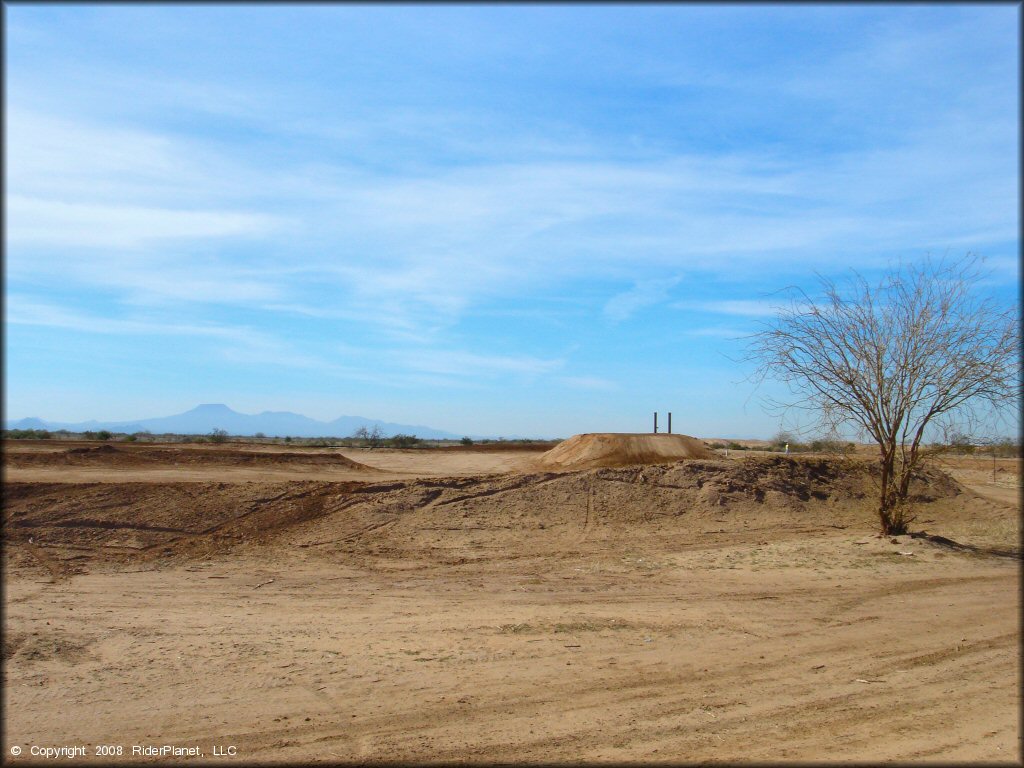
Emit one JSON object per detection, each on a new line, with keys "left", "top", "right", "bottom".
{"left": 2, "top": 440, "right": 1020, "bottom": 764}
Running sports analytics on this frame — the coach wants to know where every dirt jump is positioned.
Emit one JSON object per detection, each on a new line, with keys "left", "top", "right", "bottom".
{"left": 536, "top": 432, "right": 714, "bottom": 470}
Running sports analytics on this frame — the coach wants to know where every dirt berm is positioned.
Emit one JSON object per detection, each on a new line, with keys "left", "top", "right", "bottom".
{"left": 5, "top": 455, "right": 975, "bottom": 574}
{"left": 536, "top": 432, "right": 713, "bottom": 470}
{"left": 5, "top": 444, "right": 377, "bottom": 470}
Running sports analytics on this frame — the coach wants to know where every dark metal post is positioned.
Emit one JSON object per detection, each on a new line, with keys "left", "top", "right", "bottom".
{"left": 653, "top": 412, "right": 658, "bottom": 434}
{"left": 668, "top": 412, "right": 672, "bottom": 434}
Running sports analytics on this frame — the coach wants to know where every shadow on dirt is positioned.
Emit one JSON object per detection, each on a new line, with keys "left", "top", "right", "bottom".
{"left": 908, "top": 530, "right": 1021, "bottom": 560}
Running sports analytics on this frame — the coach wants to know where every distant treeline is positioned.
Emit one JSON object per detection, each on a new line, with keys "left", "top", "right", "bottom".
{"left": 708, "top": 433, "right": 1021, "bottom": 458}
{"left": 1, "top": 427, "right": 558, "bottom": 450}
{"left": 709, "top": 438, "right": 857, "bottom": 454}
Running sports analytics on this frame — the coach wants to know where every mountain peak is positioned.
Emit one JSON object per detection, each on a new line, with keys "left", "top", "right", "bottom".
{"left": 192, "top": 403, "right": 235, "bottom": 413}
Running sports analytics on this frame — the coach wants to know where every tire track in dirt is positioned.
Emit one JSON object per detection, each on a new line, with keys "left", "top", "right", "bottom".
{"left": 156, "top": 563, "right": 1017, "bottom": 763}
{"left": 8, "top": 564, "right": 1016, "bottom": 764}
{"left": 209, "top": 623, "right": 1013, "bottom": 764}
{"left": 19, "top": 541, "right": 68, "bottom": 582}
{"left": 429, "top": 471, "right": 564, "bottom": 507}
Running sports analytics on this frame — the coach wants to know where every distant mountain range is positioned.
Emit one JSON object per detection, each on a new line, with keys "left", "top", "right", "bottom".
{"left": 4, "top": 403, "right": 467, "bottom": 440}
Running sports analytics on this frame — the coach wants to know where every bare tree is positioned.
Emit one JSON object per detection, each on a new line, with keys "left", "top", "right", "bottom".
{"left": 351, "top": 425, "right": 383, "bottom": 448}
{"left": 747, "top": 255, "right": 1019, "bottom": 535}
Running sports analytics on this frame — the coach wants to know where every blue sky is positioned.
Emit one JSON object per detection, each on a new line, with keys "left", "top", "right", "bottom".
{"left": 4, "top": 4, "right": 1019, "bottom": 439}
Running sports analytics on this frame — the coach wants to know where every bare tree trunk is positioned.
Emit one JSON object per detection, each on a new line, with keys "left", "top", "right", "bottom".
{"left": 878, "top": 446, "right": 895, "bottom": 534}
{"left": 876, "top": 456, "right": 892, "bottom": 536}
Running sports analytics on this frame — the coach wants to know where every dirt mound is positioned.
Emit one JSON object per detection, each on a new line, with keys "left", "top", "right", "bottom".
{"left": 3, "top": 480, "right": 368, "bottom": 570}
{"left": 6, "top": 446, "right": 376, "bottom": 471}
{"left": 7, "top": 455, "right": 980, "bottom": 573}
{"left": 537, "top": 433, "right": 714, "bottom": 470}
{"left": 67, "top": 445, "right": 119, "bottom": 455}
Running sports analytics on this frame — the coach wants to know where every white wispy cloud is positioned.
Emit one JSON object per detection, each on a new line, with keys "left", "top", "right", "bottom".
{"left": 604, "top": 277, "right": 683, "bottom": 322}
{"left": 9, "top": 296, "right": 231, "bottom": 338}
{"left": 6, "top": 107, "right": 280, "bottom": 205}
{"left": 7, "top": 195, "right": 280, "bottom": 249}
{"left": 8, "top": 96, "right": 1016, "bottom": 332}
{"left": 5, "top": 107, "right": 287, "bottom": 276}
{"left": 672, "top": 299, "right": 781, "bottom": 317}
{"left": 391, "top": 349, "right": 564, "bottom": 379}
{"left": 6, "top": 297, "right": 330, "bottom": 371}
